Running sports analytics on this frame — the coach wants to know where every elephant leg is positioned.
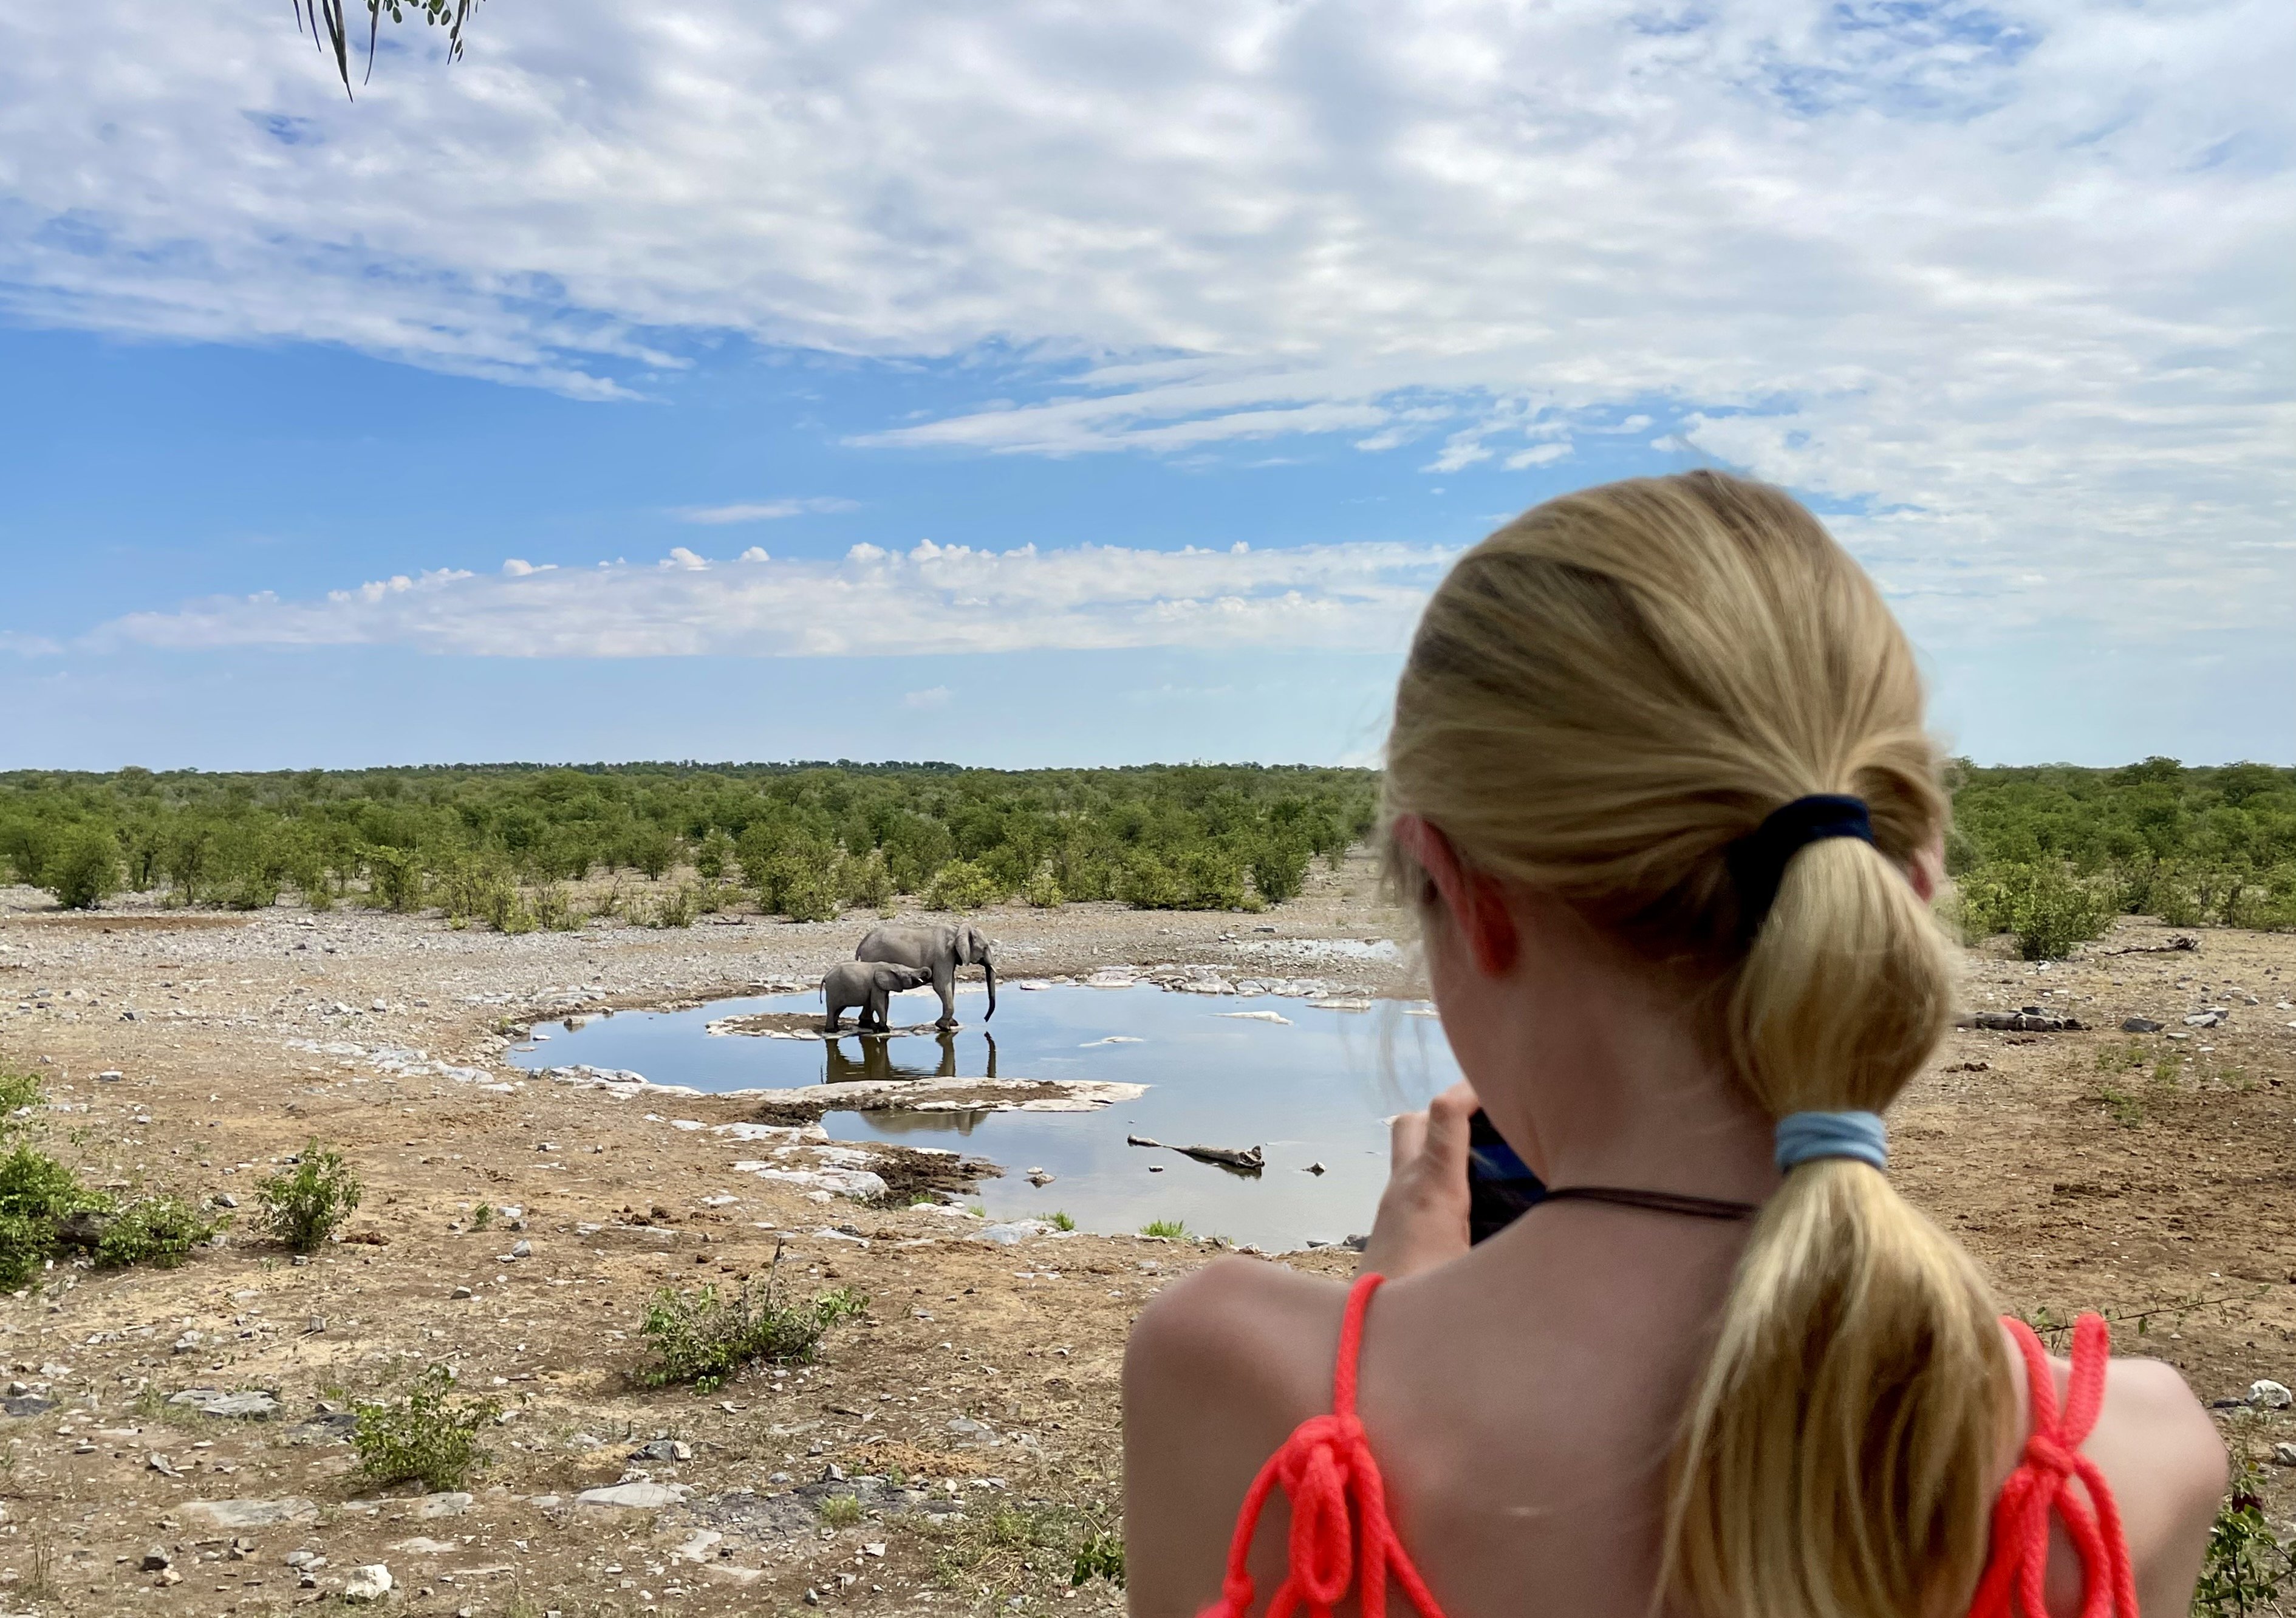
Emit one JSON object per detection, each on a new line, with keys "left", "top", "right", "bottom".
{"left": 933, "top": 963, "right": 958, "bottom": 1028}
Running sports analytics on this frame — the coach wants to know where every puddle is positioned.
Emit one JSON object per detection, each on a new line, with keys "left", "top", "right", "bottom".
{"left": 510, "top": 983, "right": 1459, "bottom": 1249}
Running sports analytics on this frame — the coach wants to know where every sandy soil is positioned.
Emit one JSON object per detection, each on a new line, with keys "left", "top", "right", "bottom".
{"left": 0, "top": 858, "right": 2291, "bottom": 1617}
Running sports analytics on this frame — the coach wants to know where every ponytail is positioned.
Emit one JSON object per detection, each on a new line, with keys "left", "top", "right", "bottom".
{"left": 1381, "top": 469, "right": 2014, "bottom": 1618}
{"left": 1664, "top": 833, "right": 2009, "bottom": 1618}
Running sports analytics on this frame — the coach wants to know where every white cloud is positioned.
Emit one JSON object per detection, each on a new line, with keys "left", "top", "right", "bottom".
{"left": 0, "top": 0, "right": 2286, "bottom": 642}
{"left": 678, "top": 497, "right": 860, "bottom": 524}
{"left": 90, "top": 538, "right": 1451, "bottom": 658}
{"left": 903, "top": 685, "right": 953, "bottom": 709}
{"left": 0, "top": 631, "right": 61, "bottom": 657}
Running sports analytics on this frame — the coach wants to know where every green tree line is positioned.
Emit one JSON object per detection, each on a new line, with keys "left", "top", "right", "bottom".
{"left": 0, "top": 761, "right": 1378, "bottom": 924}
{"left": 3, "top": 757, "right": 2287, "bottom": 952}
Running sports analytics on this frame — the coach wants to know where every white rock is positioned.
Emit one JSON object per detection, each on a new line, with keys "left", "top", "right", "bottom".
{"left": 1217, "top": 1010, "right": 1293, "bottom": 1024}
{"left": 413, "top": 1491, "right": 473, "bottom": 1518}
{"left": 2251, "top": 1379, "right": 2292, "bottom": 1409}
{"left": 341, "top": 1564, "right": 393, "bottom": 1602}
{"left": 575, "top": 1481, "right": 689, "bottom": 1510}
{"left": 184, "top": 1498, "right": 319, "bottom": 1529}
{"left": 2275, "top": 1442, "right": 2296, "bottom": 1467}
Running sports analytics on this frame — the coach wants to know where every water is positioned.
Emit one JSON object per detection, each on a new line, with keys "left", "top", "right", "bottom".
{"left": 507, "top": 983, "right": 1461, "bottom": 1249}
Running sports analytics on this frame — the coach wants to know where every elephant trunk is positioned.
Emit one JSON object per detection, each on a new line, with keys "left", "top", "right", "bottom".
{"left": 982, "top": 957, "right": 997, "bottom": 1021}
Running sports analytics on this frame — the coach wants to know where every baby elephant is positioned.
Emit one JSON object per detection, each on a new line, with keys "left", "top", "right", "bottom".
{"left": 821, "top": 961, "right": 933, "bottom": 1034}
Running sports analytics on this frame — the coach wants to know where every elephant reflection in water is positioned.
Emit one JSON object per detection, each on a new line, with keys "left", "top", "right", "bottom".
{"left": 821, "top": 1029, "right": 999, "bottom": 1085}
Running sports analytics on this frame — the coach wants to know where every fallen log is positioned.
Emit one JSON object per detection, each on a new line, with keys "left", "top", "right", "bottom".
{"left": 2085, "top": 935, "right": 2199, "bottom": 957}
{"left": 1127, "top": 1135, "right": 1266, "bottom": 1173}
{"left": 1956, "top": 1010, "right": 2084, "bottom": 1033}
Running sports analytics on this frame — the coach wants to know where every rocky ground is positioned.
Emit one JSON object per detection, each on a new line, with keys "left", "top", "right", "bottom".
{"left": 0, "top": 858, "right": 2292, "bottom": 1617}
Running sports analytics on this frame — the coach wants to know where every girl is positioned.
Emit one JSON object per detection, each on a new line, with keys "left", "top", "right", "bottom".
{"left": 1124, "top": 471, "right": 2224, "bottom": 1618}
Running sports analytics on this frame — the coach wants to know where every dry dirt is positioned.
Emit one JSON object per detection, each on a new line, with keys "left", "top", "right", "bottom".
{"left": 0, "top": 858, "right": 2292, "bottom": 1618}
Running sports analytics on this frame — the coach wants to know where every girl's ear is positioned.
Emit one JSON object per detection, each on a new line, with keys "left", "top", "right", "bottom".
{"left": 1907, "top": 834, "right": 1944, "bottom": 904}
{"left": 1390, "top": 814, "right": 1519, "bottom": 977}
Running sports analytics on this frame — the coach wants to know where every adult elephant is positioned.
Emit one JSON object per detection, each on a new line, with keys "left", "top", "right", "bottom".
{"left": 855, "top": 922, "right": 997, "bottom": 1029}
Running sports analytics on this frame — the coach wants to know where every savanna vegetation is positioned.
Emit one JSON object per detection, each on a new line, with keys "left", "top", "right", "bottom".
{"left": 0, "top": 762, "right": 1376, "bottom": 923}
{"left": 1944, "top": 759, "right": 2296, "bottom": 958}
{"left": 1, "top": 757, "right": 2289, "bottom": 955}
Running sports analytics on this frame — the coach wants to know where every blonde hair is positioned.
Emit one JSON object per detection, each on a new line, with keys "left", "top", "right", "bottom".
{"left": 1382, "top": 470, "right": 2008, "bottom": 1618}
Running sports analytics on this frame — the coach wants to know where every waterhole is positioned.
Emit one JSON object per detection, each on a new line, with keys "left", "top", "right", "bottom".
{"left": 508, "top": 982, "right": 1460, "bottom": 1249}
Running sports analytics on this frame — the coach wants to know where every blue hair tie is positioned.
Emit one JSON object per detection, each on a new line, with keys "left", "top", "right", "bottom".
{"left": 1774, "top": 1110, "right": 1888, "bottom": 1173}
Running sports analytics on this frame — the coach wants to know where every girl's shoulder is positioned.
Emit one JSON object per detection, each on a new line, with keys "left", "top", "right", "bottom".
{"left": 1998, "top": 1320, "right": 2224, "bottom": 1617}
{"left": 1126, "top": 1255, "right": 1351, "bottom": 1408}
{"left": 1122, "top": 1259, "right": 1358, "bottom": 1617}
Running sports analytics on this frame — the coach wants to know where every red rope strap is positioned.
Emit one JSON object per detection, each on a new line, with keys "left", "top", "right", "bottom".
{"left": 1198, "top": 1274, "right": 1449, "bottom": 1618}
{"left": 1967, "top": 1313, "right": 2139, "bottom": 1618}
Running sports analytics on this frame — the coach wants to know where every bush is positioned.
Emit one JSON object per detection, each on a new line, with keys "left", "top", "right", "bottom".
{"left": 530, "top": 881, "right": 578, "bottom": 931}
{"left": 1119, "top": 855, "right": 1187, "bottom": 910}
{"left": 2193, "top": 1453, "right": 2296, "bottom": 1617}
{"left": 694, "top": 827, "right": 737, "bottom": 884}
{"left": 1180, "top": 847, "right": 1248, "bottom": 910}
{"left": 819, "top": 1493, "right": 864, "bottom": 1528}
{"left": 638, "top": 1275, "right": 867, "bottom": 1392}
{"left": 367, "top": 847, "right": 425, "bottom": 913}
{"left": 0, "top": 1071, "right": 42, "bottom": 1125}
{"left": 1249, "top": 839, "right": 1311, "bottom": 904}
{"left": 253, "top": 1142, "right": 363, "bottom": 1253}
{"left": 1950, "top": 862, "right": 2116, "bottom": 960}
{"left": 1140, "top": 1218, "right": 1187, "bottom": 1239}
{"left": 96, "top": 1195, "right": 225, "bottom": 1269}
{"left": 1022, "top": 865, "right": 1065, "bottom": 909}
{"left": 0, "top": 1142, "right": 103, "bottom": 1290}
{"left": 923, "top": 859, "right": 1000, "bottom": 913}
{"left": 42, "top": 827, "right": 120, "bottom": 910}
{"left": 1073, "top": 1531, "right": 1127, "bottom": 1589}
{"left": 645, "top": 883, "right": 699, "bottom": 929}
{"left": 841, "top": 848, "right": 895, "bottom": 910}
{"left": 352, "top": 1364, "right": 499, "bottom": 1492}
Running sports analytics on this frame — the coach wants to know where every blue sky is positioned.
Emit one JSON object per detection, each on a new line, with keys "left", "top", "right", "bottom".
{"left": 1, "top": 1, "right": 2289, "bottom": 770}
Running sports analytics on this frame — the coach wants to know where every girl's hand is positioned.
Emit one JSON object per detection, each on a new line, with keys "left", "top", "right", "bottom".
{"left": 1361, "top": 1080, "right": 1478, "bottom": 1278}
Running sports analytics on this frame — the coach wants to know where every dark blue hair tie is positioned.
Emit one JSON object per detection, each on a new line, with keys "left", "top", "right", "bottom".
{"left": 1726, "top": 794, "right": 1873, "bottom": 935}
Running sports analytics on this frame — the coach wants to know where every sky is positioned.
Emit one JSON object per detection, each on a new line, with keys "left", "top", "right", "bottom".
{"left": 0, "top": 0, "right": 2289, "bottom": 771}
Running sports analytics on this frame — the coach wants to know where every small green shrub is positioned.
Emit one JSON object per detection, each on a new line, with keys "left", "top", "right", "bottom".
{"left": 1140, "top": 1218, "right": 1187, "bottom": 1239}
{"left": 1073, "top": 1531, "right": 1127, "bottom": 1588}
{"left": 367, "top": 847, "right": 425, "bottom": 912}
{"left": 842, "top": 848, "right": 895, "bottom": 910}
{"left": 1043, "top": 1211, "right": 1077, "bottom": 1232}
{"left": 694, "top": 828, "right": 737, "bottom": 884}
{"left": 254, "top": 1142, "right": 363, "bottom": 1253}
{"left": 2193, "top": 1453, "right": 2296, "bottom": 1618}
{"left": 42, "top": 827, "right": 121, "bottom": 911}
{"left": 818, "top": 1493, "right": 863, "bottom": 1528}
{"left": 1952, "top": 862, "right": 2116, "bottom": 960}
{"left": 530, "top": 881, "right": 579, "bottom": 931}
{"left": 1022, "top": 866, "right": 1065, "bottom": 909}
{"left": 646, "top": 883, "right": 699, "bottom": 929}
{"left": 2094, "top": 1084, "right": 2144, "bottom": 1129}
{"left": 0, "top": 1071, "right": 42, "bottom": 1125}
{"left": 97, "top": 1196, "right": 224, "bottom": 1269}
{"left": 1181, "top": 848, "right": 1247, "bottom": 910}
{"left": 0, "top": 1142, "right": 103, "bottom": 1290}
{"left": 1249, "top": 840, "right": 1311, "bottom": 905}
{"left": 924, "top": 858, "right": 1000, "bottom": 913}
{"left": 352, "top": 1364, "right": 499, "bottom": 1492}
{"left": 1119, "top": 854, "right": 1186, "bottom": 910}
{"left": 638, "top": 1275, "right": 867, "bottom": 1391}
{"left": 471, "top": 1203, "right": 495, "bottom": 1232}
